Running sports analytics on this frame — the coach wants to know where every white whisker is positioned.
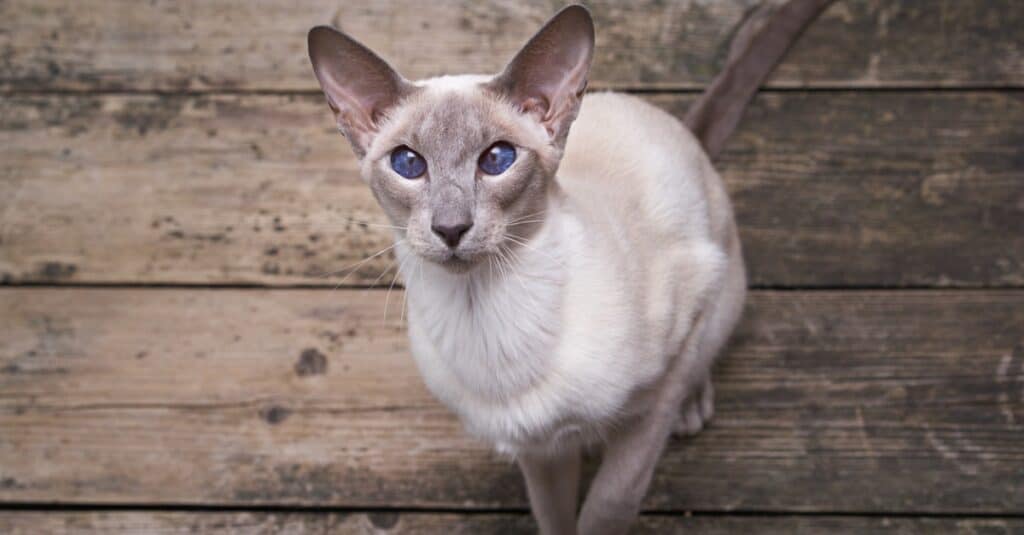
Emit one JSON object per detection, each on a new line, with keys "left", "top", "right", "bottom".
{"left": 319, "top": 240, "right": 402, "bottom": 291}
{"left": 363, "top": 255, "right": 399, "bottom": 289}
{"left": 507, "top": 210, "right": 547, "bottom": 225}
{"left": 504, "top": 234, "right": 566, "bottom": 268}
{"left": 506, "top": 219, "right": 546, "bottom": 227}
{"left": 398, "top": 253, "right": 413, "bottom": 323}
{"left": 384, "top": 250, "right": 414, "bottom": 324}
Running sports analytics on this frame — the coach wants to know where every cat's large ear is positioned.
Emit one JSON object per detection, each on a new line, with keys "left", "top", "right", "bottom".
{"left": 489, "top": 5, "right": 595, "bottom": 146}
{"left": 308, "top": 26, "right": 413, "bottom": 157}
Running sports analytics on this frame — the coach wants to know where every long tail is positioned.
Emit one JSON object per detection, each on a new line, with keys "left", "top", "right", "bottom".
{"left": 684, "top": 0, "right": 833, "bottom": 159}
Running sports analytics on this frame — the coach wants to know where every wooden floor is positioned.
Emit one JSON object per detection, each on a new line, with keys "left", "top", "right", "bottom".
{"left": 1, "top": 1, "right": 1022, "bottom": 533}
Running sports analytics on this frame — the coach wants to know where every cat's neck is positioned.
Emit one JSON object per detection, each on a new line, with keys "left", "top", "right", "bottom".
{"left": 400, "top": 213, "right": 569, "bottom": 399}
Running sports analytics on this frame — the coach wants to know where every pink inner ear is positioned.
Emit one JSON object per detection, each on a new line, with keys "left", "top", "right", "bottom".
{"left": 519, "top": 96, "right": 549, "bottom": 118}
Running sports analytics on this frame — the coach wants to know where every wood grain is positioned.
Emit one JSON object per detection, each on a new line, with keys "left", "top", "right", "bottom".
{"left": 2, "top": 92, "right": 1021, "bottom": 287}
{"left": 1, "top": 511, "right": 1021, "bottom": 534}
{"left": 1, "top": 288, "right": 1021, "bottom": 512}
{"left": 2, "top": 0, "right": 1023, "bottom": 91}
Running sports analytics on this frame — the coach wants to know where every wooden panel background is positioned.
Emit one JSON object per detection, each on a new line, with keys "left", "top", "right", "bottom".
{"left": 1, "top": 0, "right": 1022, "bottom": 532}
{"left": 2, "top": 0, "right": 1023, "bottom": 91}
{"left": 2, "top": 92, "right": 1022, "bottom": 287}
{"left": 2, "top": 512, "right": 1023, "bottom": 535}
{"left": 1, "top": 290, "right": 1022, "bottom": 511}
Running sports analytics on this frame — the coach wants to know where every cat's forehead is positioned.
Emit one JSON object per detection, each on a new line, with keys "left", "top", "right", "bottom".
{"left": 409, "top": 81, "right": 492, "bottom": 148}
{"left": 374, "top": 74, "right": 544, "bottom": 163}
{"left": 404, "top": 76, "right": 500, "bottom": 151}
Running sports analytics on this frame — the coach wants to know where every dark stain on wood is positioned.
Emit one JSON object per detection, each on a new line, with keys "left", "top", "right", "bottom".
{"left": 0, "top": 362, "right": 67, "bottom": 376}
{"left": 294, "top": 348, "right": 327, "bottom": 377}
{"left": 36, "top": 262, "right": 77, "bottom": 280}
{"left": 164, "top": 230, "right": 229, "bottom": 243}
{"left": 260, "top": 406, "right": 291, "bottom": 425}
{"left": 231, "top": 463, "right": 357, "bottom": 503}
{"left": 111, "top": 97, "right": 185, "bottom": 136}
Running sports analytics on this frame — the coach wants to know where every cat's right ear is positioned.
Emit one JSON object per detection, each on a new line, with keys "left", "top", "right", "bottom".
{"left": 308, "top": 26, "right": 413, "bottom": 158}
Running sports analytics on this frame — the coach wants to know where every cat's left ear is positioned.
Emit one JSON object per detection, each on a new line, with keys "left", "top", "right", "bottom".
{"left": 489, "top": 5, "right": 595, "bottom": 146}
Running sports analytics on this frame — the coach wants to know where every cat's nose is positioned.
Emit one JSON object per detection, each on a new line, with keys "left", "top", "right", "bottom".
{"left": 431, "top": 219, "right": 472, "bottom": 248}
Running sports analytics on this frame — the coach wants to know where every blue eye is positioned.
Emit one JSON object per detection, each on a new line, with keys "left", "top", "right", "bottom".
{"left": 478, "top": 142, "right": 516, "bottom": 175}
{"left": 390, "top": 146, "right": 427, "bottom": 179}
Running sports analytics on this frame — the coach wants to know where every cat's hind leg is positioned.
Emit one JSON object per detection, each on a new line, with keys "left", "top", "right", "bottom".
{"left": 577, "top": 317, "right": 710, "bottom": 535}
{"left": 673, "top": 234, "right": 744, "bottom": 438}
{"left": 673, "top": 379, "right": 714, "bottom": 436}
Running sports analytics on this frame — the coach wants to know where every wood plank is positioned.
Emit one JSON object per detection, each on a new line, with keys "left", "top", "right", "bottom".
{"left": 1, "top": 92, "right": 1021, "bottom": 287}
{"left": 2, "top": 511, "right": 1022, "bottom": 534}
{"left": 2, "top": 0, "right": 1023, "bottom": 92}
{"left": 1, "top": 288, "right": 1021, "bottom": 512}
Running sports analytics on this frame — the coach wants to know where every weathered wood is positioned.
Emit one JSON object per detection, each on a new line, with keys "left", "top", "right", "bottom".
{"left": 1, "top": 289, "right": 1021, "bottom": 512}
{"left": 1, "top": 511, "right": 1021, "bottom": 534}
{"left": 2, "top": 1, "right": 1023, "bottom": 91}
{"left": 1, "top": 92, "right": 1021, "bottom": 287}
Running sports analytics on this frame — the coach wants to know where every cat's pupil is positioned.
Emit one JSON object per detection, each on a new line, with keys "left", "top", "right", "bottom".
{"left": 390, "top": 146, "right": 427, "bottom": 179}
{"left": 478, "top": 142, "right": 517, "bottom": 175}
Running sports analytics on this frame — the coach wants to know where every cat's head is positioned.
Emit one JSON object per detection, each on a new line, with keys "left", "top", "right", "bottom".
{"left": 308, "top": 6, "right": 594, "bottom": 272}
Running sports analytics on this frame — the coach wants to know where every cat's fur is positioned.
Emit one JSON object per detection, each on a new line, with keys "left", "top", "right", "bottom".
{"left": 308, "top": 3, "right": 828, "bottom": 533}
{"left": 402, "top": 84, "right": 745, "bottom": 455}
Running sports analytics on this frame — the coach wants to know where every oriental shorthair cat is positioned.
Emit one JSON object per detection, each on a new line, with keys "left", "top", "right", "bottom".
{"left": 307, "top": 1, "right": 831, "bottom": 533}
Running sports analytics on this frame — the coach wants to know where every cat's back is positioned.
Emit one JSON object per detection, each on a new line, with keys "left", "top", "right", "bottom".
{"left": 559, "top": 91, "right": 730, "bottom": 247}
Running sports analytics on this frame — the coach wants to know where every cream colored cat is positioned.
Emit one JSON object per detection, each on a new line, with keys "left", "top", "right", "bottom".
{"left": 308, "top": 3, "right": 828, "bottom": 533}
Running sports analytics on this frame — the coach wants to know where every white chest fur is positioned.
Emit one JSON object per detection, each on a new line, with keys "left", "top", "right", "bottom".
{"left": 401, "top": 217, "right": 650, "bottom": 454}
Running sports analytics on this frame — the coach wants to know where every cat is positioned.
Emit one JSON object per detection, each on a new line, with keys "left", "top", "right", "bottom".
{"left": 308, "top": 2, "right": 829, "bottom": 533}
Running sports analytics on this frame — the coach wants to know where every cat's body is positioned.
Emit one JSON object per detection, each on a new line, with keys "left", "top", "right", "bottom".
{"left": 308, "top": 3, "right": 828, "bottom": 533}
{"left": 402, "top": 87, "right": 745, "bottom": 457}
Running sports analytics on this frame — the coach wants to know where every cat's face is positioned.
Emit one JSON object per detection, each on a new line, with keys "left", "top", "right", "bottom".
{"left": 309, "top": 6, "right": 594, "bottom": 272}
{"left": 359, "top": 78, "right": 560, "bottom": 271}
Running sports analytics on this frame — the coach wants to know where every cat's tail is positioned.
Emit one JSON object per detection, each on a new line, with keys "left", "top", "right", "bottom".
{"left": 684, "top": 0, "right": 833, "bottom": 159}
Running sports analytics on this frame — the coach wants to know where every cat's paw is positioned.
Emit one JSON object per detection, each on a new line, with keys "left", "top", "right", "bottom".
{"left": 673, "top": 380, "right": 714, "bottom": 437}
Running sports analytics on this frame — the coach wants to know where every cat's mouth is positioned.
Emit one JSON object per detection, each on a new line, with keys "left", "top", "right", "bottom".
{"left": 415, "top": 243, "right": 492, "bottom": 274}
{"left": 439, "top": 252, "right": 477, "bottom": 273}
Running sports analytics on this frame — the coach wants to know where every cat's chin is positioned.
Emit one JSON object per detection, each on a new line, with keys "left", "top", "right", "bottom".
{"left": 437, "top": 255, "right": 478, "bottom": 274}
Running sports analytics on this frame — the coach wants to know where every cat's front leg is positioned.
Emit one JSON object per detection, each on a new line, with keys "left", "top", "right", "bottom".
{"left": 577, "top": 317, "right": 708, "bottom": 535}
{"left": 518, "top": 444, "right": 582, "bottom": 535}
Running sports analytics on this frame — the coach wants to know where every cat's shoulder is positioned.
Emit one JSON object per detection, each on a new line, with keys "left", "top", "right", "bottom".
{"left": 578, "top": 92, "right": 699, "bottom": 142}
{"left": 568, "top": 91, "right": 706, "bottom": 167}
{"left": 561, "top": 91, "right": 723, "bottom": 242}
